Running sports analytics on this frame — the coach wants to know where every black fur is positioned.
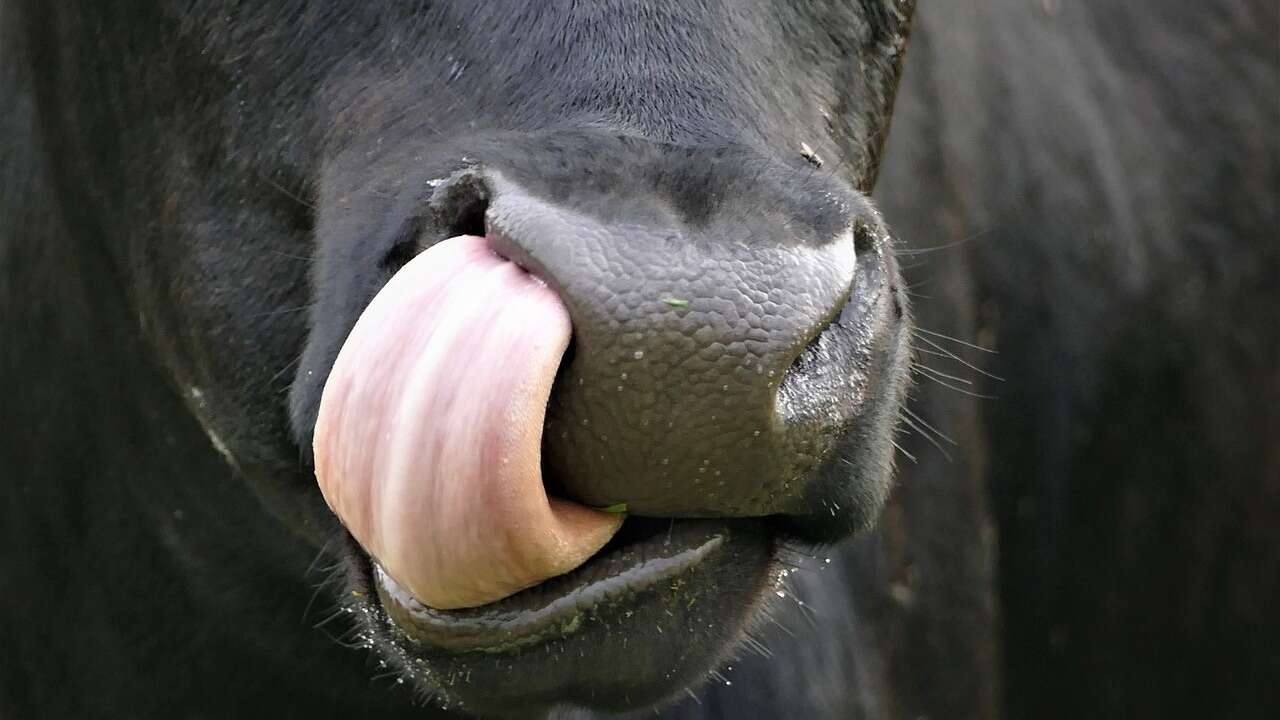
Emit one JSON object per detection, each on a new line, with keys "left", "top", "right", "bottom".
{"left": 2, "top": 0, "right": 1275, "bottom": 718}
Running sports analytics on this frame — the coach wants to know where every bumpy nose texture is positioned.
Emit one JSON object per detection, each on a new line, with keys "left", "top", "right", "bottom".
{"left": 486, "top": 172, "right": 858, "bottom": 517}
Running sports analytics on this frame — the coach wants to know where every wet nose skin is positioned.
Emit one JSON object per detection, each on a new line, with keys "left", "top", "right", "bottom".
{"left": 485, "top": 171, "right": 864, "bottom": 518}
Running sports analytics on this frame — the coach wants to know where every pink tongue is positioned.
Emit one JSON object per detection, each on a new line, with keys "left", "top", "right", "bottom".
{"left": 313, "top": 235, "right": 622, "bottom": 610}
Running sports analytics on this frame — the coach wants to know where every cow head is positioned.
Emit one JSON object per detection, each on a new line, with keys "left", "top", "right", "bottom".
{"left": 35, "top": 1, "right": 915, "bottom": 714}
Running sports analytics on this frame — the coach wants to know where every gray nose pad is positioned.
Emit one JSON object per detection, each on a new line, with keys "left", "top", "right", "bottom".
{"left": 485, "top": 171, "right": 861, "bottom": 517}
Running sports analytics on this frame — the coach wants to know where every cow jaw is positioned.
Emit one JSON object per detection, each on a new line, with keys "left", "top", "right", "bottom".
{"left": 313, "top": 235, "right": 622, "bottom": 610}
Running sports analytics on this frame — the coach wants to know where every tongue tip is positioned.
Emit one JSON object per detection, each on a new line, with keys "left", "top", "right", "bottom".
{"left": 387, "top": 505, "right": 624, "bottom": 611}
{"left": 546, "top": 498, "right": 627, "bottom": 567}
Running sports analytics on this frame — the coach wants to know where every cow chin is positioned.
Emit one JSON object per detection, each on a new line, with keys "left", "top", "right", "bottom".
{"left": 333, "top": 521, "right": 773, "bottom": 715}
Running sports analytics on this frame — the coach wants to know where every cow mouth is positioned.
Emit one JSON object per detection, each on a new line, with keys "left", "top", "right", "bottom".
{"left": 338, "top": 517, "right": 777, "bottom": 714}
{"left": 312, "top": 233, "right": 782, "bottom": 710}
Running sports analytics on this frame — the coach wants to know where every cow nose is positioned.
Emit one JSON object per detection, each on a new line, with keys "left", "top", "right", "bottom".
{"left": 484, "top": 170, "right": 859, "bottom": 518}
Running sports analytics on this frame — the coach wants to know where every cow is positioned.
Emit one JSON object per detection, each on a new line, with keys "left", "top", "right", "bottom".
{"left": 1, "top": 1, "right": 1275, "bottom": 718}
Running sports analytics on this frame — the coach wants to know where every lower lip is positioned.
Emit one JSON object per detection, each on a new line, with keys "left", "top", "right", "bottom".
{"left": 374, "top": 518, "right": 765, "bottom": 654}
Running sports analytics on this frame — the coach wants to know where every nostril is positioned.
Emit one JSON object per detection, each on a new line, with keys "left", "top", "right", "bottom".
{"left": 433, "top": 172, "right": 489, "bottom": 238}
{"left": 380, "top": 169, "right": 491, "bottom": 274}
{"left": 853, "top": 219, "right": 879, "bottom": 254}
{"left": 776, "top": 280, "right": 853, "bottom": 420}
{"left": 779, "top": 228, "right": 859, "bottom": 376}
{"left": 777, "top": 217, "right": 890, "bottom": 427}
